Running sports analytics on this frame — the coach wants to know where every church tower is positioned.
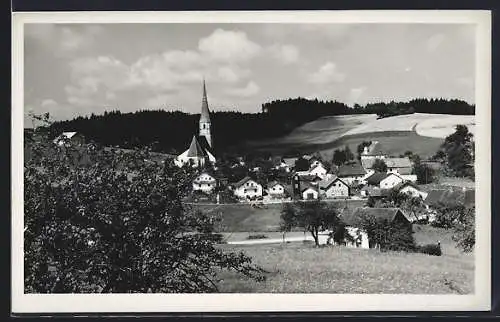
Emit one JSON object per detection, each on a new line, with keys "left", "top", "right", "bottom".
{"left": 199, "top": 79, "right": 212, "bottom": 147}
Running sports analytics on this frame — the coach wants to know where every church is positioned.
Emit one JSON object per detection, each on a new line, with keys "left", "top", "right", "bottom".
{"left": 174, "top": 80, "right": 216, "bottom": 168}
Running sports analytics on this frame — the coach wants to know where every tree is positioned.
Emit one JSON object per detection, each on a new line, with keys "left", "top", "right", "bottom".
{"left": 413, "top": 161, "right": 436, "bottom": 184}
{"left": 452, "top": 206, "right": 475, "bottom": 253}
{"left": 294, "top": 157, "right": 310, "bottom": 171}
{"left": 438, "top": 125, "right": 474, "bottom": 178}
{"left": 344, "top": 145, "right": 355, "bottom": 162}
{"left": 372, "top": 159, "right": 388, "bottom": 173}
{"left": 24, "top": 130, "right": 264, "bottom": 293}
{"left": 332, "top": 149, "right": 347, "bottom": 166}
{"left": 280, "top": 200, "right": 341, "bottom": 247}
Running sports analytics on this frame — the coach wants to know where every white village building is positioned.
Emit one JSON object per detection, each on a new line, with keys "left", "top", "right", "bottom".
{"left": 192, "top": 172, "right": 217, "bottom": 194}
{"left": 232, "top": 176, "right": 263, "bottom": 200}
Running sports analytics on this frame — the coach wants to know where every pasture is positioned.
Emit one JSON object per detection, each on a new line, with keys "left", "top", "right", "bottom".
{"left": 217, "top": 225, "right": 474, "bottom": 294}
{"left": 194, "top": 199, "right": 367, "bottom": 232}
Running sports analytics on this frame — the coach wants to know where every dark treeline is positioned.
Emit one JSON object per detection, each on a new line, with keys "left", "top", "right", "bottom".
{"left": 263, "top": 97, "right": 475, "bottom": 119}
{"left": 48, "top": 97, "right": 475, "bottom": 154}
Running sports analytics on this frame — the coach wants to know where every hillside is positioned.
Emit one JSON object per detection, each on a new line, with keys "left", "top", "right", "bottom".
{"left": 245, "top": 113, "right": 475, "bottom": 160}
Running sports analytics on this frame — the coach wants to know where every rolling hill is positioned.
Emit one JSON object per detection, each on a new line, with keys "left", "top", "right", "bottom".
{"left": 244, "top": 113, "right": 475, "bottom": 160}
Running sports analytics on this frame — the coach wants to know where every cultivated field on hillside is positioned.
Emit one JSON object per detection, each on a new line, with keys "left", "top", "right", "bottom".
{"left": 217, "top": 225, "right": 474, "bottom": 294}
{"left": 343, "top": 113, "right": 475, "bottom": 138}
{"left": 245, "top": 113, "right": 473, "bottom": 159}
{"left": 245, "top": 114, "right": 377, "bottom": 151}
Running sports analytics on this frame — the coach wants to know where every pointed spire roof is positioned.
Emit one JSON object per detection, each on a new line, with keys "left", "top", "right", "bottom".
{"left": 200, "top": 79, "right": 211, "bottom": 123}
{"left": 186, "top": 135, "right": 207, "bottom": 158}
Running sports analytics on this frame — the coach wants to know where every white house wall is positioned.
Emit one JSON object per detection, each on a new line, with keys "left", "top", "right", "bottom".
{"left": 379, "top": 174, "right": 404, "bottom": 189}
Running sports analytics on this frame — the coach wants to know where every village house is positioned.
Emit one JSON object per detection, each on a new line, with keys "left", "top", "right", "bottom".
{"left": 318, "top": 176, "right": 349, "bottom": 199}
{"left": 337, "top": 162, "right": 367, "bottom": 186}
{"left": 301, "top": 182, "right": 319, "bottom": 200}
{"left": 337, "top": 207, "right": 413, "bottom": 249}
{"left": 232, "top": 176, "right": 263, "bottom": 200}
{"left": 359, "top": 185, "right": 391, "bottom": 198}
{"left": 308, "top": 163, "right": 328, "bottom": 179}
{"left": 366, "top": 172, "right": 405, "bottom": 189}
{"left": 292, "top": 173, "right": 322, "bottom": 197}
{"left": 361, "top": 157, "right": 417, "bottom": 182}
{"left": 266, "top": 180, "right": 287, "bottom": 199}
{"left": 53, "top": 131, "right": 85, "bottom": 147}
{"left": 192, "top": 172, "right": 217, "bottom": 194}
{"left": 393, "top": 181, "right": 428, "bottom": 199}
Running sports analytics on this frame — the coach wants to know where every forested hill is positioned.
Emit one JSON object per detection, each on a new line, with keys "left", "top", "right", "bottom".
{"left": 48, "top": 97, "right": 474, "bottom": 155}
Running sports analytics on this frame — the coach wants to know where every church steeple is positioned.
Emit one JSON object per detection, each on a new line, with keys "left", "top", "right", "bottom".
{"left": 199, "top": 79, "right": 212, "bottom": 147}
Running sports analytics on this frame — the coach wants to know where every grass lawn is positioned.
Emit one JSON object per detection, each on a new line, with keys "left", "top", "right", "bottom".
{"left": 195, "top": 199, "right": 367, "bottom": 232}
{"left": 216, "top": 225, "right": 474, "bottom": 294}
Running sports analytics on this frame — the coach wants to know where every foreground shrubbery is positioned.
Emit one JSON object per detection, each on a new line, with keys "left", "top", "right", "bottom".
{"left": 24, "top": 128, "right": 265, "bottom": 293}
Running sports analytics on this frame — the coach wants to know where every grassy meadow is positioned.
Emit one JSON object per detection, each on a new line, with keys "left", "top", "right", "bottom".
{"left": 217, "top": 225, "right": 474, "bottom": 294}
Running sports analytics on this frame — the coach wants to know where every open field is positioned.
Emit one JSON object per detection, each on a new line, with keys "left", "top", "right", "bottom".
{"left": 217, "top": 225, "right": 474, "bottom": 294}
{"left": 195, "top": 199, "right": 367, "bottom": 232}
{"left": 245, "top": 113, "right": 473, "bottom": 159}
{"left": 344, "top": 113, "right": 475, "bottom": 138}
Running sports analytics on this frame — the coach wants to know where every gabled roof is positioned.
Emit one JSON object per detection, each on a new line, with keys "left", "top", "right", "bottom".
{"left": 267, "top": 180, "right": 284, "bottom": 189}
{"left": 337, "top": 162, "right": 366, "bottom": 177}
{"left": 309, "top": 163, "right": 326, "bottom": 172}
{"left": 392, "top": 181, "right": 421, "bottom": 192}
{"left": 186, "top": 136, "right": 207, "bottom": 158}
{"left": 301, "top": 182, "right": 319, "bottom": 193}
{"left": 319, "top": 176, "right": 348, "bottom": 190}
{"left": 366, "top": 172, "right": 389, "bottom": 185}
{"left": 361, "top": 157, "right": 412, "bottom": 170}
{"left": 233, "top": 176, "right": 260, "bottom": 188}
{"left": 344, "top": 207, "right": 411, "bottom": 226}
{"left": 197, "top": 135, "right": 214, "bottom": 155}
{"left": 193, "top": 172, "right": 216, "bottom": 183}
{"left": 200, "top": 80, "right": 211, "bottom": 123}
{"left": 283, "top": 157, "right": 297, "bottom": 167}
{"left": 424, "top": 189, "right": 448, "bottom": 206}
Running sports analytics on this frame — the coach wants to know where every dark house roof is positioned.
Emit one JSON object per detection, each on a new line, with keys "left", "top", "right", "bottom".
{"left": 298, "top": 174, "right": 322, "bottom": 182}
{"left": 267, "top": 180, "right": 284, "bottom": 189}
{"left": 300, "top": 182, "right": 319, "bottom": 193}
{"left": 233, "top": 176, "right": 255, "bottom": 188}
{"left": 424, "top": 189, "right": 449, "bottom": 207}
{"left": 197, "top": 135, "right": 214, "bottom": 156}
{"left": 337, "top": 162, "right": 366, "bottom": 177}
{"left": 366, "top": 172, "right": 389, "bottom": 185}
{"left": 318, "top": 176, "right": 348, "bottom": 190}
{"left": 361, "top": 186, "right": 391, "bottom": 197}
{"left": 392, "top": 181, "right": 421, "bottom": 192}
{"left": 343, "top": 207, "right": 411, "bottom": 226}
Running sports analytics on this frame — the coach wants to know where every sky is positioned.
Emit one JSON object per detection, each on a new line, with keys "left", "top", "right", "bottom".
{"left": 24, "top": 23, "right": 476, "bottom": 123}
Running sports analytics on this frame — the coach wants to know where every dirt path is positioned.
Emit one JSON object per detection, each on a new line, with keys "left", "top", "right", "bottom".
{"left": 227, "top": 236, "right": 313, "bottom": 245}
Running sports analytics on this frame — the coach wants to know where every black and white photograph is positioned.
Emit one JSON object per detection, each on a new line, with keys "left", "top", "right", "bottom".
{"left": 12, "top": 10, "right": 491, "bottom": 313}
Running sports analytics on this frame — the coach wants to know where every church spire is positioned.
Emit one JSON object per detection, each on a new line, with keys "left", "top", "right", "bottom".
{"left": 200, "top": 78, "right": 211, "bottom": 123}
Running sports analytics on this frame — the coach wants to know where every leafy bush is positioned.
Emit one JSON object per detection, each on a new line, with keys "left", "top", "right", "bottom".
{"left": 24, "top": 129, "right": 265, "bottom": 293}
{"left": 416, "top": 244, "right": 442, "bottom": 256}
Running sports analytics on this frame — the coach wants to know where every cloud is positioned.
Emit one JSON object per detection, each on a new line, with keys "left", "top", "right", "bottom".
{"left": 226, "top": 81, "right": 260, "bottom": 97}
{"left": 426, "top": 33, "right": 446, "bottom": 52}
{"left": 41, "top": 98, "right": 58, "bottom": 108}
{"left": 198, "top": 29, "right": 262, "bottom": 62}
{"left": 269, "top": 44, "right": 300, "bottom": 64}
{"left": 25, "top": 24, "right": 104, "bottom": 56}
{"left": 308, "top": 62, "right": 346, "bottom": 84}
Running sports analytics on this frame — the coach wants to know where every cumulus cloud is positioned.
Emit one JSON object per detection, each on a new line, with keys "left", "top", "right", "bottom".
{"left": 25, "top": 24, "right": 104, "bottom": 56}
{"left": 269, "top": 44, "right": 300, "bottom": 64}
{"left": 308, "top": 62, "right": 346, "bottom": 84}
{"left": 198, "top": 29, "right": 262, "bottom": 62}
{"left": 226, "top": 81, "right": 260, "bottom": 97}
